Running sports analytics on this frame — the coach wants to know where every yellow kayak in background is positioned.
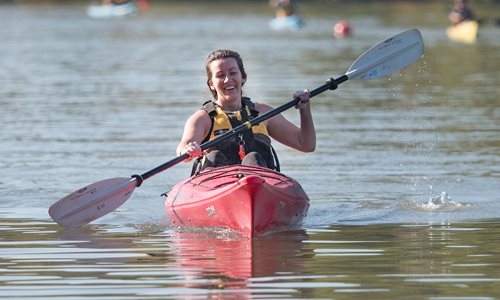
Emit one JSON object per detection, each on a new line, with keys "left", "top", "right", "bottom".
{"left": 447, "top": 20, "right": 479, "bottom": 44}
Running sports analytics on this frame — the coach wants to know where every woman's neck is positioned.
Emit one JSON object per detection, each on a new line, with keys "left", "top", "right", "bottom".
{"left": 215, "top": 98, "right": 242, "bottom": 112}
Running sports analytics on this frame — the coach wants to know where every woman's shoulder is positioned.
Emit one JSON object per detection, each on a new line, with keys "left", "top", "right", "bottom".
{"left": 188, "top": 108, "right": 212, "bottom": 125}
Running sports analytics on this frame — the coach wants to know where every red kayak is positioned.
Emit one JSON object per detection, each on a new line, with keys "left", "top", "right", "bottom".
{"left": 164, "top": 165, "right": 310, "bottom": 237}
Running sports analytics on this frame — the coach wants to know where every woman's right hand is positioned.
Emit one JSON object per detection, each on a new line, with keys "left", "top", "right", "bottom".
{"left": 180, "top": 141, "right": 203, "bottom": 161}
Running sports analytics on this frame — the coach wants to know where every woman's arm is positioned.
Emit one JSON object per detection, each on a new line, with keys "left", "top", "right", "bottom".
{"left": 176, "top": 110, "right": 211, "bottom": 159}
{"left": 259, "top": 90, "right": 316, "bottom": 152}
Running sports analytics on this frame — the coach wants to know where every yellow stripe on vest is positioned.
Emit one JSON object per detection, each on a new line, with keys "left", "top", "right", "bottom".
{"left": 209, "top": 106, "right": 269, "bottom": 140}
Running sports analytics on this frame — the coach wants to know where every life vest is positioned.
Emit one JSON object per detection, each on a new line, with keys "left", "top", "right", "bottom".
{"left": 195, "top": 97, "right": 280, "bottom": 172}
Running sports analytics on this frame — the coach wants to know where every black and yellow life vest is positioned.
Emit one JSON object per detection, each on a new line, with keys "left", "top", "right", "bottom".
{"left": 199, "top": 97, "right": 279, "bottom": 171}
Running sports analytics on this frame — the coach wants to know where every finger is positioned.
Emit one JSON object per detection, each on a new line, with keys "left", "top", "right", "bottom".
{"left": 304, "top": 89, "right": 310, "bottom": 98}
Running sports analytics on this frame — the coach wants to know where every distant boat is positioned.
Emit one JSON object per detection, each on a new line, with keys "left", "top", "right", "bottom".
{"left": 270, "top": 14, "right": 304, "bottom": 31}
{"left": 87, "top": 2, "right": 138, "bottom": 18}
{"left": 446, "top": 20, "right": 479, "bottom": 44}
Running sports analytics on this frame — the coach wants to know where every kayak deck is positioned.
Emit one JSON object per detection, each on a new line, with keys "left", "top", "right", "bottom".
{"left": 164, "top": 165, "right": 310, "bottom": 237}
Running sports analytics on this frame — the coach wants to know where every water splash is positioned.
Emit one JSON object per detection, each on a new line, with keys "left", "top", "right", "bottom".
{"left": 416, "top": 192, "right": 472, "bottom": 212}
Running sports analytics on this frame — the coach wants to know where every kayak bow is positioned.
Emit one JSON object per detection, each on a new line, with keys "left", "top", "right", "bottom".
{"left": 164, "top": 165, "right": 310, "bottom": 237}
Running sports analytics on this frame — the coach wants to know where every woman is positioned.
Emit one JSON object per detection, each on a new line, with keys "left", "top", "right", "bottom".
{"left": 269, "top": 0, "right": 297, "bottom": 18}
{"left": 177, "top": 49, "right": 315, "bottom": 174}
{"left": 102, "top": 0, "right": 130, "bottom": 5}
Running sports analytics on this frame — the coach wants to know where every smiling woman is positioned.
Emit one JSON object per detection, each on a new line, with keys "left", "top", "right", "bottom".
{"left": 176, "top": 49, "right": 315, "bottom": 174}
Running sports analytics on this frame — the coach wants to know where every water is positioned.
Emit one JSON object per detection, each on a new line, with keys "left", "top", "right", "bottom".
{"left": 1, "top": 1, "right": 499, "bottom": 299}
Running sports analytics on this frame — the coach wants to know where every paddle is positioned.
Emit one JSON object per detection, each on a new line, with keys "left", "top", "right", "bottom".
{"left": 49, "top": 28, "right": 424, "bottom": 227}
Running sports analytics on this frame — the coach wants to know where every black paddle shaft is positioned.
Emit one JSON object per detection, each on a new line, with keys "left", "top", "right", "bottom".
{"left": 135, "top": 75, "right": 348, "bottom": 184}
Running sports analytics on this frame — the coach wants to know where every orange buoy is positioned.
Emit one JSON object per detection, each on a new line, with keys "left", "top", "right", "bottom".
{"left": 333, "top": 20, "right": 352, "bottom": 38}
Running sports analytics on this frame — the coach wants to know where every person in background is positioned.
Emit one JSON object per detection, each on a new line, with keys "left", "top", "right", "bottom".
{"left": 136, "top": 0, "right": 150, "bottom": 11}
{"left": 102, "top": 0, "right": 130, "bottom": 5}
{"left": 177, "top": 49, "right": 315, "bottom": 175}
{"left": 101, "top": 0, "right": 149, "bottom": 10}
{"left": 448, "top": 0, "right": 475, "bottom": 26}
{"left": 269, "top": 0, "right": 298, "bottom": 18}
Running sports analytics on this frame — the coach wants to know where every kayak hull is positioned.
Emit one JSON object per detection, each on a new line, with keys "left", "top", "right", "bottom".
{"left": 164, "top": 165, "right": 310, "bottom": 237}
{"left": 447, "top": 20, "right": 478, "bottom": 44}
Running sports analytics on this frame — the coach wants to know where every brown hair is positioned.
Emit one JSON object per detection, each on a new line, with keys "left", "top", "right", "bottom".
{"left": 206, "top": 49, "right": 247, "bottom": 100}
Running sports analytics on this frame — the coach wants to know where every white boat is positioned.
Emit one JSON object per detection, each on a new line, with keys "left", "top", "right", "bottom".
{"left": 87, "top": 2, "right": 138, "bottom": 18}
{"left": 270, "top": 15, "right": 304, "bottom": 31}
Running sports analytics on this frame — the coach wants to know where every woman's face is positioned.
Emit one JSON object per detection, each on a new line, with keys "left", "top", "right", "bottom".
{"left": 208, "top": 57, "right": 245, "bottom": 104}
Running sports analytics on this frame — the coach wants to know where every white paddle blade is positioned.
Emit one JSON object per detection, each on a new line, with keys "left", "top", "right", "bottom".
{"left": 49, "top": 177, "right": 137, "bottom": 227}
{"left": 346, "top": 28, "right": 424, "bottom": 80}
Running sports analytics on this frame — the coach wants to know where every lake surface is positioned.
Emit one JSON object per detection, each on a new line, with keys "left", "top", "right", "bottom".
{"left": 1, "top": 1, "right": 499, "bottom": 299}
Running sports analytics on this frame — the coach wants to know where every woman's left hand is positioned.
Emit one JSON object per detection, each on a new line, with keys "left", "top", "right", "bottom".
{"left": 294, "top": 89, "right": 310, "bottom": 110}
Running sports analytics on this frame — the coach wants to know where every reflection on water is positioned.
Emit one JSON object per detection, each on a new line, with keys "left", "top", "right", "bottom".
{"left": 168, "top": 229, "right": 310, "bottom": 279}
{"left": 1, "top": 0, "right": 499, "bottom": 298}
{"left": 1, "top": 216, "right": 499, "bottom": 299}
